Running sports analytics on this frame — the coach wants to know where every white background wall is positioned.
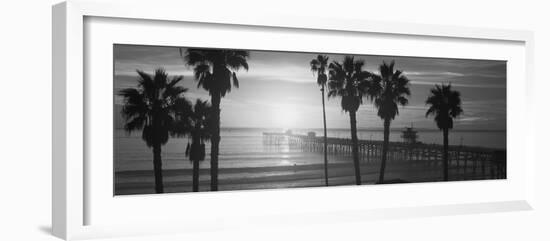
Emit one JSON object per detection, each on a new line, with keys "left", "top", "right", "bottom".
{"left": 0, "top": 0, "right": 548, "bottom": 240}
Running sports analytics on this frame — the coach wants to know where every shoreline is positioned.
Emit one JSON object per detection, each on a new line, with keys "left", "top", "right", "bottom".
{"left": 115, "top": 160, "right": 502, "bottom": 195}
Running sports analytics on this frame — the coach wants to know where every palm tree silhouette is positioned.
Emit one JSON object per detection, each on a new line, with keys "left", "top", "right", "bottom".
{"left": 183, "top": 48, "right": 249, "bottom": 191}
{"left": 118, "top": 68, "right": 189, "bottom": 193}
{"left": 310, "top": 54, "right": 330, "bottom": 186}
{"left": 174, "top": 99, "right": 212, "bottom": 192}
{"left": 425, "top": 84, "right": 463, "bottom": 181}
{"left": 373, "top": 61, "right": 411, "bottom": 184}
{"left": 327, "top": 56, "right": 376, "bottom": 185}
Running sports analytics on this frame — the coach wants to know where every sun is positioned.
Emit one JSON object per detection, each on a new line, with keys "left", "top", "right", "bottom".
{"left": 272, "top": 105, "right": 298, "bottom": 130}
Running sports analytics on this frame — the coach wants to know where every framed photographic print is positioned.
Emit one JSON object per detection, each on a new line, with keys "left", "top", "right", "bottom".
{"left": 113, "top": 44, "right": 507, "bottom": 195}
{"left": 53, "top": 0, "right": 535, "bottom": 240}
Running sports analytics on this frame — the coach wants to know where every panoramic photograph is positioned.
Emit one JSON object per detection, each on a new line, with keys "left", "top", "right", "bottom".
{"left": 113, "top": 44, "right": 506, "bottom": 195}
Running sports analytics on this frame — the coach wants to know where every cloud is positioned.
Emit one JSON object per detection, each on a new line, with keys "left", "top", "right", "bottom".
{"left": 405, "top": 71, "right": 466, "bottom": 77}
{"left": 459, "top": 117, "right": 492, "bottom": 122}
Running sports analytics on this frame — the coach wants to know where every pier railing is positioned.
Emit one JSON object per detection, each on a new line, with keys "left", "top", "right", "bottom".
{"left": 262, "top": 132, "right": 506, "bottom": 180}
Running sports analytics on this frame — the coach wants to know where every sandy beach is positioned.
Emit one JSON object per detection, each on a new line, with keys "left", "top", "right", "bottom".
{"left": 115, "top": 160, "right": 497, "bottom": 195}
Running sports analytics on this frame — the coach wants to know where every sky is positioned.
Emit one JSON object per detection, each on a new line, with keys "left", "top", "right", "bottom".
{"left": 113, "top": 44, "right": 506, "bottom": 131}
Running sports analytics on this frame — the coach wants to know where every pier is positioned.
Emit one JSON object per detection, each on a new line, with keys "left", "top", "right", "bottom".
{"left": 262, "top": 132, "right": 506, "bottom": 180}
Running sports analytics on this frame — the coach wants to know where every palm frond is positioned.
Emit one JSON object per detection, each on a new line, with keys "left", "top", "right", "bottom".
{"left": 310, "top": 58, "right": 320, "bottom": 73}
{"left": 327, "top": 56, "right": 377, "bottom": 113}
{"left": 124, "top": 115, "right": 147, "bottom": 132}
{"left": 425, "top": 84, "right": 463, "bottom": 130}
{"left": 185, "top": 49, "right": 209, "bottom": 66}
{"left": 193, "top": 64, "right": 211, "bottom": 81}
{"left": 185, "top": 49, "right": 249, "bottom": 96}
{"left": 373, "top": 61, "right": 410, "bottom": 120}
{"left": 317, "top": 73, "right": 328, "bottom": 86}
{"left": 226, "top": 54, "right": 249, "bottom": 71}
{"left": 118, "top": 68, "right": 191, "bottom": 147}
{"left": 232, "top": 72, "right": 239, "bottom": 88}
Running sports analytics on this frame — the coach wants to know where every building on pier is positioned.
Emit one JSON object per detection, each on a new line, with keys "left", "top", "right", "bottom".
{"left": 401, "top": 124, "right": 419, "bottom": 144}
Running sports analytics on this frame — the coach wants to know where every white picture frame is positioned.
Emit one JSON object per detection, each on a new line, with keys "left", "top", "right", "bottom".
{"left": 52, "top": 0, "right": 535, "bottom": 240}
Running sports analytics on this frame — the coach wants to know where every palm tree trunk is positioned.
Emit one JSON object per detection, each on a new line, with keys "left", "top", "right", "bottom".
{"left": 210, "top": 92, "right": 221, "bottom": 191}
{"left": 443, "top": 128, "right": 449, "bottom": 181}
{"left": 321, "top": 87, "right": 328, "bottom": 186}
{"left": 349, "top": 111, "right": 361, "bottom": 185}
{"left": 153, "top": 143, "right": 164, "bottom": 193}
{"left": 192, "top": 159, "right": 199, "bottom": 192}
{"left": 192, "top": 135, "right": 200, "bottom": 192}
{"left": 378, "top": 118, "right": 391, "bottom": 184}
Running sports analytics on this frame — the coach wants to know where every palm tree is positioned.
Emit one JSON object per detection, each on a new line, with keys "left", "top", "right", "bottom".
{"left": 183, "top": 48, "right": 249, "bottom": 191}
{"left": 373, "top": 61, "right": 411, "bottom": 184}
{"left": 172, "top": 99, "right": 212, "bottom": 192}
{"left": 310, "top": 54, "right": 330, "bottom": 186}
{"left": 425, "top": 84, "right": 463, "bottom": 181}
{"left": 327, "top": 56, "right": 376, "bottom": 185}
{"left": 185, "top": 100, "right": 212, "bottom": 192}
{"left": 118, "top": 68, "right": 189, "bottom": 193}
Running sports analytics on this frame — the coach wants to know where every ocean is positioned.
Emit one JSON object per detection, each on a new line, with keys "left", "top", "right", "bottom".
{"left": 115, "top": 128, "right": 505, "bottom": 172}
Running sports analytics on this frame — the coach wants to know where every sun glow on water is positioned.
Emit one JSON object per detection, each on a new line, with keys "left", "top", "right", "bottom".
{"left": 280, "top": 159, "right": 292, "bottom": 166}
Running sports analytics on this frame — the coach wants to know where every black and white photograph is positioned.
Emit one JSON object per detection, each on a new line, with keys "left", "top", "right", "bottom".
{"left": 114, "top": 44, "right": 506, "bottom": 195}
{"left": 4, "top": 0, "right": 550, "bottom": 240}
